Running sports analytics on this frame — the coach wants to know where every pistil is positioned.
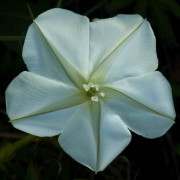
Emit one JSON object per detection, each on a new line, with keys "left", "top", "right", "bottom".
{"left": 83, "top": 83, "right": 105, "bottom": 102}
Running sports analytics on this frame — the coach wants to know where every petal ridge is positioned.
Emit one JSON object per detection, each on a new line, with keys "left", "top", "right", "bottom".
{"left": 89, "top": 18, "right": 145, "bottom": 83}
{"left": 102, "top": 86, "right": 174, "bottom": 120}
{"left": 32, "top": 21, "right": 87, "bottom": 90}
{"left": 6, "top": 72, "right": 87, "bottom": 122}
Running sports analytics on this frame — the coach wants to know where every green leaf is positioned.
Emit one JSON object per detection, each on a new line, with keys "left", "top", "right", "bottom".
{"left": 174, "top": 144, "right": 180, "bottom": 155}
{"left": 0, "top": 48, "right": 25, "bottom": 74}
{"left": 0, "top": 143, "right": 16, "bottom": 163}
{"left": 0, "top": 0, "right": 52, "bottom": 53}
{"left": 160, "top": 0, "right": 180, "bottom": 18}
{"left": 134, "top": 0, "right": 148, "bottom": 17}
{"left": 84, "top": 0, "right": 107, "bottom": 15}
{"left": 150, "top": 0, "right": 178, "bottom": 46}
{"left": 56, "top": 0, "right": 63, "bottom": 8}
{"left": 0, "top": 36, "right": 25, "bottom": 41}
{"left": 25, "top": 161, "right": 39, "bottom": 180}
{"left": 0, "top": 135, "right": 38, "bottom": 163}
{"left": 170, "top": 82, "right": 180, "bottom": 97}
{"left": 0, "top": 109, "right": 7, "bottom": 115}
{"left": 0, "top": 164, "right": 8, "bottom": 175}
{"left": 106, "top": 0, "right": 133, "bottom": 13}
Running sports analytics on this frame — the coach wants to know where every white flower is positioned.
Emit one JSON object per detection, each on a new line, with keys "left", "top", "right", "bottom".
{"left": 5, "top": 8, "right": 175, "bottom": 172}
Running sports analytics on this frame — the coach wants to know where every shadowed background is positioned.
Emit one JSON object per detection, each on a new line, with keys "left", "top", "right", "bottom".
{"left": 0, "top": 0, "right": 180, "bottom": 180}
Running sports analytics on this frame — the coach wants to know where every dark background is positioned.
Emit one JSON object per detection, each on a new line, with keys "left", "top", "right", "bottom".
{"left": 0, "top": 0, "right": 180, "bottom": 180}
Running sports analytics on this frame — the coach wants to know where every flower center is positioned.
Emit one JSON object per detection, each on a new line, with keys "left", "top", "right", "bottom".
{"left": 83, "top": 83, "right": 105, "bottom": 102}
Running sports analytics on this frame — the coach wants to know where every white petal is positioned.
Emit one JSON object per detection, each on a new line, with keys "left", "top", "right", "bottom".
{"left": 105, "top": 20, "right": 158, "bottom": 83}
{"left": 34, "top": 8, "right": 90, "bottom": 77}
{"left": 89, "top": 16, "right": 158, "bottom": 83}
{"left": 59, "top": 103, "right": 97, "bottom": 171}
{"left": 105, "top": 98, "right": 174, "bottom": 139}
{"left": 6, "top": 72, "right": 85, "bottom": 136}
{"left": 11, "top": 105, "right": 80, "bottom": 137}
{"left": 23, "top": 20, "right": 72, "bottom": 84}
{"left": 59, "top": 101, "right": 131, "bottom": 172}
{"left": 103, "top": 72, "right": 175, "bottom": 138}
{"left": 90, "top": 14, "right": 143, "bottom": 68}
{"left": 97, "top": 102, "right": 131, "bottom": 171}
{"left": 106, "top": 71, "right": 176, "bottom": 119}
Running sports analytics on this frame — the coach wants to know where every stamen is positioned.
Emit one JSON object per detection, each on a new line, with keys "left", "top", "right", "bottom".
{"left": 100, "top": 92, "right": 105, "bottom": 97}
{"left": 91, "top": 95, "right": 99, "bottom": 102}
{"left": 83, "top": 84, "right": 90, "bottom": 91}
{"left": 83, "top": 83, "right": 104, "bottom": 102}
{"left": 95, "top": 84, "right": 100, "bottom": 91}
{"left": 89, "top": 83, "right": 95, "bottom": 88}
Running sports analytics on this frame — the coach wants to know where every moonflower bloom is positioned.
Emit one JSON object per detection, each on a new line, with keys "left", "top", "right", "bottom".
{"left": 6, "top": 8, "right": 175, "bottom": 172}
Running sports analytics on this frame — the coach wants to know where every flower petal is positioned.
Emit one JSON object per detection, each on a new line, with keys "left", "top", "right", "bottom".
{"left": 24, "top": 9, "right": 88, "bottom": 90}
{"left": 59, "top": 103, "right": 97, "bottom": 171}
{"left": 6, "top": 72, "right": 86, "bottom": 136}
{"left": 97, "top": 102, "right": 131, "bottom": 171}
{"left": 11, "top": 105, "right": 80, "bottom": 137}
{"left": 89, "top": 14, "right": 143, "bottom": 68}
{"left": 102, "top": 72, "right": 175, "bottom": 138}
{"left": 59, "top": 101, "right": 131, "bottom": 172}
{"left": 34, "top": 8, "right": 90, "bottom": 78}
{"left": 89, "top": 16, "right": 158, "bottom": 83}
{"left": 23, "top": 19, "right": 72, "bottom": 84}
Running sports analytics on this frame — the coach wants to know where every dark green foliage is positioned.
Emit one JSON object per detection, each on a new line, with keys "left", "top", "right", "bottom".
{"left": 0, "top": 0, "right": 180, "bottom": 180}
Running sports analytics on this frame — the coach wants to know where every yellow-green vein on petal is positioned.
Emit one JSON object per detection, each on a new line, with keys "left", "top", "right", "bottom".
{"left": 88, "top": 101, "right": 101, "bottom": 173}
{"left": 33, "top": 21, "right": 88, "bottom": 90}
{"left": 89, "top": 19, "right": 145, "bottom": 84}
{"left": 9, "top": 93, "right": 88, "bottom": 122}
{"left": 101, "top": 86, "right": 174, "bottom": 120}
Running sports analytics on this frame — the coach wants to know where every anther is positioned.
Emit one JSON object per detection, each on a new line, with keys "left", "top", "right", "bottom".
{"left": 91, "top": 95, "right": 99, "bottom": 102}
{"left": 83, "top": 83, "right": 105, "bottom": 102}
{"left": 100, "top": 92, "right": 105, "bottom": 97}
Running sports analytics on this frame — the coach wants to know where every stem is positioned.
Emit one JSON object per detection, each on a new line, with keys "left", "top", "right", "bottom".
{"left": 13, "top": 134, "right": 39, "bottom": 150}
{"left": 0, "top": 134, "right": 39, "bottom": 163}
{"left": 0, "top": 36, "right": 25, "bottom": 41}
{"left": 56, "top": 0, "right": 63, "bottom": 7}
